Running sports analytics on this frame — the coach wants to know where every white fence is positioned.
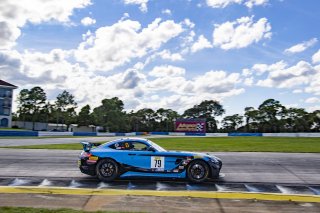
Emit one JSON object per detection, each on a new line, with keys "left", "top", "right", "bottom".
{"left": 38, "top": 131, "right": 73, "bottom": 137}
{"left": 263, "top": 133, "right": 320, "bottom": 137}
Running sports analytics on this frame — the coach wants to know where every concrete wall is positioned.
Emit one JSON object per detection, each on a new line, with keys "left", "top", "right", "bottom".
{"left": 12, "top": 121, "right": 48, "bottom": 131}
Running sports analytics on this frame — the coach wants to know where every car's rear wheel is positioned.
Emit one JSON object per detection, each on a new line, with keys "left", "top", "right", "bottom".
{"left": 187, "top": 160, "right": 209, "bottom": 183}
{"left": 96, "top": 158, "right": 119, "bottom": 182}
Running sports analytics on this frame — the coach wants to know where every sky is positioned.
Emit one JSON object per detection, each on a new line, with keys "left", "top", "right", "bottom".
{"left": 1, "top": 0, "right": 320, "bottom": 116}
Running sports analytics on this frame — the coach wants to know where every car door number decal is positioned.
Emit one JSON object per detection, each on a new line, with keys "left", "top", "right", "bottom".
{"left": 151, "top": 156, "right": 164, "bottom": 169}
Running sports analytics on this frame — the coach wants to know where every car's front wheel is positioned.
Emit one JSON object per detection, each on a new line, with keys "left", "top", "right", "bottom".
{"left": 187, "top": 160, "right": 209, "bottom": 183}
{"left": 96, "top": 158, "right": 119, "bottom": 182}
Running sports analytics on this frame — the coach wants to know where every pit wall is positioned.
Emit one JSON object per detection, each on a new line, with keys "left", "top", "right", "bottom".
{"left": 1, "top": 130, "right": 320, "bottom": 137}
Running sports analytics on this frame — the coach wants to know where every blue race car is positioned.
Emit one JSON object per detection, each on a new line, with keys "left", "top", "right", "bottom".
{"left": 78, "top": 138, "right": 222, "bottom": 183}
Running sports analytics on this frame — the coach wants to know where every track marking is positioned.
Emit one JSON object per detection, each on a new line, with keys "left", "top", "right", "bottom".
{"left": 0, "top": 186, "right": 320, "bottom": 203}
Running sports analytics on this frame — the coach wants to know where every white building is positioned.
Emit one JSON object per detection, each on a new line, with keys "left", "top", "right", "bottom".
{"left": 0, "top": 80, "right": 17, "bottom": 128}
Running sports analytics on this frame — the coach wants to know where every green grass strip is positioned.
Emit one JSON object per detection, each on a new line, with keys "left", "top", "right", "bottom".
{"left": 3, "top": 137, "right": 320, "bottom": 153}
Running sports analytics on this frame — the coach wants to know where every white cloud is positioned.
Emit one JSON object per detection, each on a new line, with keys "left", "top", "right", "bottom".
{"left": 206, "top": 0, "right": 242, "bottom": 8}
{"left": 244, "top": 77, "right": 254, "bottom": 86}
{"left": 183, "top": 19, "right": 195, "bottom": 28}
{"left": 307, "top": 106, "right": 320, "bottom": 112}
{"left": 251, "top": 60, "right": 287, "bottom": 75}
{"left": 305, "top": 97, "right": 320, "bottom": 104}
{"left": 312, "top": 49, "right": 320, "bottom": 64}
{"left": 206, "top": 0, "right": 268, "bottom": 8}
{"left": 74, "top": 18, "right": 184, "bottom": 71}
{"left": 117, "top": 69, "right": 146, "bottom": 89}
{"left": 305, "top": 65, "right": 320, "bottom": 95}
{"left": 284, "top": 38, "right": 318, "bottom": 54}
{"left": 124, "top": 0, "right": 148, "bottom": 12}
{"left": 81, "top": 17, "right": 96, "bottom": 26}
{"left": 256, "top": 61, "right": 318, "bottom": 89}
{"left": 192, "top": 71, "right": 242, "bottom": 93}
{"left": 0, "top": 0, "right": 91, "bottom": 49}
{"left": 162, "top": 9, "right": 172, "bottom": 15}
{"left": 213, "top": 16, "right": 272, "bottom": 50}
{"left": 245, "top": 0, "right": 268, "bottom": 8}
{"left": 144, "top": 69, "right": 244, "bottom": 112}
{"left": 157, "top": 50, "right": 183, "bottom": 61}
{"left": 149, "top": 65, "right": 185, "bottom": 77}
{"left": 293, "top": 89, "right": 303, "bottom": 94}
{"left": 191, "top": 35, "right": 213, "bottom": 53}
{"left": 3, "top": 46, "right": 245, "bottom": 113}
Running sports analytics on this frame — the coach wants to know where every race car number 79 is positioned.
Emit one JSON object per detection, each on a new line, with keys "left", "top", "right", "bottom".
{"left": 151, "top": 156, "right": 164, "bottom": 169}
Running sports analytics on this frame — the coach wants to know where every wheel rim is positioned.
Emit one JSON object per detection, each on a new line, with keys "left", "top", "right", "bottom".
{"left": 190, "top": 163, "right": 206, "bottom": 180}
{"left": 100, "top": 162, "right": 115, "bottom": 177}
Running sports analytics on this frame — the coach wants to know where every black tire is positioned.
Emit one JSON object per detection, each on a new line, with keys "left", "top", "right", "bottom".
{"left": 96, "top": 158, "right": 119, "bottom": 182}
{"left": 187, "top": 160, "right": 209, "bottom": 183}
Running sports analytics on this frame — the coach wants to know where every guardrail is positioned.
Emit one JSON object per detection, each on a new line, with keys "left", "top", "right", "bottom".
{"left": 0, "top": 130, "right": 320, "bottom": 137}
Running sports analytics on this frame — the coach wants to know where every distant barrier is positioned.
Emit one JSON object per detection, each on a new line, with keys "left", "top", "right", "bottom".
{"left": 229, "top": 133, "right": 263, "bottom": 137}
{"left": 38, "top": 132, "right": 73, "bottom": 137}
{"left": 0, "top": 130, "right": 38, "bottom": 137}
{"left": 263, "top": 133, "right": 320, "bottom": 137}
{"left": 73, "top": 132, "right": 96, "bottom": 137}
{"left": 0, "top": 130, "right": 320, "bottom": 137}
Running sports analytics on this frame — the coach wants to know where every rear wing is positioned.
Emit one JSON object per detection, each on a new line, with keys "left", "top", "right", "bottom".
{"left": 80, "top": 141, "right": 101, "bottom": 152}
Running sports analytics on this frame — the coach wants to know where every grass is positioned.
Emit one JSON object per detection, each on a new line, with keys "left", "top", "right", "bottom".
{"left": 0, "top": 207, "right": 134, "bottom": 213}
{"left": 3, "top": 137, "right": 320, "bottom": 153}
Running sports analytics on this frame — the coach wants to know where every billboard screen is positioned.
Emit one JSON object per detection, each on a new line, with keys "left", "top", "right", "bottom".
{"left": 175, "top": 119, "right": 206, "bottom": 133}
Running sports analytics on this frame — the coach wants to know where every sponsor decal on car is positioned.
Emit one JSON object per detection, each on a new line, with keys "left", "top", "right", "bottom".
{"left": 89, "top": 156, "right": 99, "bottom": 161}
{"left": 151, "top": 156, "right": 165, "bottom": 170}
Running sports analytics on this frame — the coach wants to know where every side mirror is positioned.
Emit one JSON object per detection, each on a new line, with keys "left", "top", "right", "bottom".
{"left": 147, "top": 146, "right": 156, "bottom": 152}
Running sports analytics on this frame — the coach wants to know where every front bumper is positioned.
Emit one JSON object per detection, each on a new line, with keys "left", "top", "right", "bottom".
{"left": 208, "top": 160, "right": 222, "bottom": 179}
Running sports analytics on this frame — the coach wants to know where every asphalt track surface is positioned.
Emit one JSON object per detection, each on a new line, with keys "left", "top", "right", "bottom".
{"left": 1, "top": 139, "right": 320, "bottom": 212}
{"left": 1, "top": 148, "right": 320, "bottom": 185}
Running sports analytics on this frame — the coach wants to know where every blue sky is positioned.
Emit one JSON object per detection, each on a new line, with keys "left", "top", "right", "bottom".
{"left": 1, "top": 0, "right": 320, "bottom": 116}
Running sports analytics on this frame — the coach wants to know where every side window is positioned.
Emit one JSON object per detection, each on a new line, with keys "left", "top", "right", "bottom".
{"left": 109, "top": 142, "right": 124, "bottom": 150}
{"left": 108, "top": 141, "right": 134, "bottom": 150}
{"left": 131, "top": 142, "right": 149, "bottom": 151}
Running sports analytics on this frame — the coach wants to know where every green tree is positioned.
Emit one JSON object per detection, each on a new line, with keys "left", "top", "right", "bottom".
{"left": 16, "top": 87, "right": 47, "bottom": 130}
{"left": 244, "top": 107, "right": 260, "bottom": 132}
{"left": 183, "top": 100, "right": 225, "bottom": 132}
{"left": 77, "top": 105, "right": 93, "bottom": 126}
{"left": 17, "top": 89, "right": 31, "bottom": 124}
{"left": 283, "top": 108, "right": 310, "bottom": 132}
{"left": 310, "top": 110, "right": 320, "bottom": 131}
{"left": 55, "top": 90, "right": 77, "bottom": 130}
{"left": 133, "top": 108, "right": 157, "bottom": 132}
{"left": 222, "top": 114, "right": 244, "bottom": 132}
{"left": 258, "top": 99, "right": 285, "bottom": 132}
{"left": 155, "top": 108, "right": 179, "bottom": 132}
{"left": 92, "top": 97, "right": 129, "bottom": 132}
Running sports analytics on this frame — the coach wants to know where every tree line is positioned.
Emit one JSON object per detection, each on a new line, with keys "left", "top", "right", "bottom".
{"left": 14, "top": 86, "right": 320, "bottom": 132}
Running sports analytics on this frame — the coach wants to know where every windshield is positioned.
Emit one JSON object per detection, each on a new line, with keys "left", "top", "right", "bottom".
{"left": 148, "top": 140, "right": 166, "bottom": 152}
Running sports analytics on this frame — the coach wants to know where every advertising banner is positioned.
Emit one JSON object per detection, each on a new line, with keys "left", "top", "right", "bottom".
{"left": 175, "top": 119, "right": 206, "bottom": 133}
